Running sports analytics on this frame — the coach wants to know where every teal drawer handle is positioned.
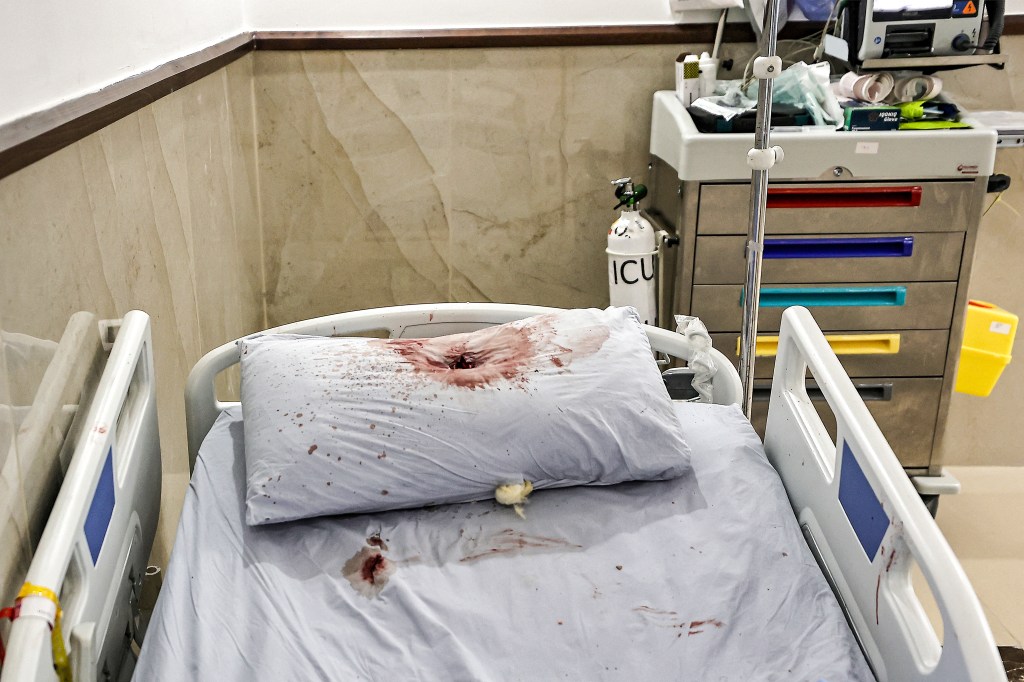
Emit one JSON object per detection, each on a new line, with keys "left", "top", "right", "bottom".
{"left": 741, "top": 286, "right": 907, "bottom": 308}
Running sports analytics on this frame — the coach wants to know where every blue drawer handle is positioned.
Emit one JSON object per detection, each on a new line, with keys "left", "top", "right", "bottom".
{"left": 742, "top": 286, "right": 908, "bottom": 308}
{"left": 764, "top": 236, "right": 914, "bottom": 259}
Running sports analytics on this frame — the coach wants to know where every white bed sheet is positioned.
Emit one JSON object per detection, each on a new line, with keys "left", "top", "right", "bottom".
{"left": 136, "top": 403, "right": 873, "bottom": 681}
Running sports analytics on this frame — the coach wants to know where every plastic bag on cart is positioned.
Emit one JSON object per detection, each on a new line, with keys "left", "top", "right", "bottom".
{"left": 674, "top": 315, "right": 718, "bottom": 402}
{"left": 746, "top": 61, "right": 843, "bottom": 128}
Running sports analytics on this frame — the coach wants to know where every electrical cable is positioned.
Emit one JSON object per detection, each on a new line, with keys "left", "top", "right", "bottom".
{"left": 813, "top": 0, "right": 847, "bottom": 62}
{"left": 712, "top": 8, "right": 729, "bottom": 59}
{"left": 980, "top": 0, "right": 1005, "bottom": 53}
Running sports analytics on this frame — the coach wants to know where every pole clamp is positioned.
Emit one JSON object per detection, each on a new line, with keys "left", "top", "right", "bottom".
{"left": 752, "top": 56, "right": 783, "bottom": 80}
{"left": 746, "top": 145, "right": 785, "bottom": 171}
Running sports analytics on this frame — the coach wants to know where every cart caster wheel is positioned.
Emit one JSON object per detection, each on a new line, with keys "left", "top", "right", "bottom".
{"left": 920, "top": 494, "right": 940, "bottom": 518}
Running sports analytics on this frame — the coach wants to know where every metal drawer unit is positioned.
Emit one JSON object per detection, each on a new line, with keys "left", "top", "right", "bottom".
{"left": 648, "top": 91, "right": 997, "bottom": 475}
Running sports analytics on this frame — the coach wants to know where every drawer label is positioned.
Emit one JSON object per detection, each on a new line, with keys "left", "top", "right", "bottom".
{"left": 855, "top": 142, "right": 879, "bottom": 155}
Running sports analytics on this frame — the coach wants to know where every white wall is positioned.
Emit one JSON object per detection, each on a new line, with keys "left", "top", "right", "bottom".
{"left": 0, "top": 0, "right": 243, "bottom": 127}
{"left": 243, "top": 0, "right": 719, "bottom": 31}
{"left": 0, "top": 0, "right": 721, "bottom": 127}
{"left": 243, "top": 0, "right": 1024, "bottom": 31}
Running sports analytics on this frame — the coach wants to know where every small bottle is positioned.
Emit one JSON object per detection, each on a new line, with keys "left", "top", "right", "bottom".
{"left": 696, "top": 51, "right": 720, "bottom": 97}
{"left": 698, "top": 52, "right": 719, "bottom": 98}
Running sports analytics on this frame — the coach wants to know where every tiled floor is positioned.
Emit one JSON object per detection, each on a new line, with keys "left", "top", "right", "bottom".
{"left": 936, "top": 466, "right": 1024, "bottom": 648}
{"left": 910, "top": 466, "right": 1024, "bottom": 679}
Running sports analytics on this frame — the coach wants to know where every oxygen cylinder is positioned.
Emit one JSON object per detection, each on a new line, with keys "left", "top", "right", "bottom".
{"left": 607, "top": 178, "right": 657, "bottom": 326}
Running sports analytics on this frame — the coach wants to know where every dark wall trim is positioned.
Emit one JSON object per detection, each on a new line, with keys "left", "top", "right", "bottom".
{"left": 3, "top": 21, "right": 1023, "bottom": 181}
{"left": 253, "top": 23, "right": 762, "bottom": 50}
{"left": 250, "top": 19, "right": 1024, "bottom": 50}
{"left": 0, "top": 34, "right": 252, "bottom": 182}
{"left": 1004, "top": 14, "right": 1024, "bottom": 34}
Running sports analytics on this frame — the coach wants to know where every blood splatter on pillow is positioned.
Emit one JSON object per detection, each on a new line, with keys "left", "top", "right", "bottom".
{"left": 239, "top": 307, "right": 691, "bottom": 525}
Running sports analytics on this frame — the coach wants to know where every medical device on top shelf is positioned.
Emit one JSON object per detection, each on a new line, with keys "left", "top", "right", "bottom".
{"left": 839, "top": 0, "right": 1005, "bottom": 69}
{"left": 607, "top": 178, "right": 658, "bottom": 326}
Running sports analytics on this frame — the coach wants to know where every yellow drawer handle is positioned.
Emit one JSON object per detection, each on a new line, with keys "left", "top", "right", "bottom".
{"left": 736, "top": 334, "right": 901, "bottom": 357}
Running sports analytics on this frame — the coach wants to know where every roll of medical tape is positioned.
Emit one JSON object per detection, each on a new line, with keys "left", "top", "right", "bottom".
{"left": 892, "top": 76, "right": 942, "bottom": 103}
{"left": 838, "top": 72, "right": 942, "bottom": 104}
{"left": 841, "top": 71, "right": 895, "bottom": 104}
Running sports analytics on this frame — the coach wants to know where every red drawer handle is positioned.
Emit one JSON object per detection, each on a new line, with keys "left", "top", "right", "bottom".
{"left": 767, "top": 186, "right": 922, "bottom": 209}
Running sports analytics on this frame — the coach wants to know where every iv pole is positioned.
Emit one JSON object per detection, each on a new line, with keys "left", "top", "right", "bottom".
{"left": 740, "top": 0, "right": 785, "bottom": 418}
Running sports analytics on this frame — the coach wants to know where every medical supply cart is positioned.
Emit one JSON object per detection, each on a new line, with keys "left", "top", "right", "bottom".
{"left": 648, "top": 91, "right": 997, "bottom": 481}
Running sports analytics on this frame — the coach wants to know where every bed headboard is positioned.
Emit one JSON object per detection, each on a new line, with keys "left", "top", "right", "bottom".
{"left": 1, "top": 311, "right": 161, "bottom": 682}
{"left": 184, "top": 303, "right": 743, "bottom": 470}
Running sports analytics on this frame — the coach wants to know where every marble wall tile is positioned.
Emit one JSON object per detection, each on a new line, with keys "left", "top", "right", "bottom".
{"left": 0, "top": 54, "right": 263, "bottom": 568}
{"left": 254, "top": 51, "right": 452, "bottom": 325}
{"left": 254, "top": 45, "right": 693, "bottom": 318}
{"left": 447, "top": 45, "right": 682, "bottom": 306}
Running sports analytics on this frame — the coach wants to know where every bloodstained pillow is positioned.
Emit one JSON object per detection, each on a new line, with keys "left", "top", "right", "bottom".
{"left": 239, "top": 307, "right": 691, "bottom": 524}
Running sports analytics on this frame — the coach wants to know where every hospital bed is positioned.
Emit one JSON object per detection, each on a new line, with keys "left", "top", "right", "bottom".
{"left": 0, "top": 303, "right": 1006, "bottom": 681}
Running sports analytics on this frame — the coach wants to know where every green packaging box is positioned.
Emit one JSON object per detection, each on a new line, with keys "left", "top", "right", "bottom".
{"left": 844, "top": 106, "right": 901, "bottom": 131}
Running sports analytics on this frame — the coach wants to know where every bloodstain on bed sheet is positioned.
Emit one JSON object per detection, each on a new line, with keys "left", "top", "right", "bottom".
{"left": 633, "top": 606, "right": 678, "bottom": 617}
{"left": 686, "top": 618, "right": 725, "bottom": 636}
{"left": 343, "top": 547, "right": 396, "bottom": 599}
{"left": 459, "top": 528, "right": 583, "bottom": 563}
{"left": 373, "top": 313, "right": 609, "bottom": 391}
{"left": 633, "top": 606, "right": 725, "bottom": 636}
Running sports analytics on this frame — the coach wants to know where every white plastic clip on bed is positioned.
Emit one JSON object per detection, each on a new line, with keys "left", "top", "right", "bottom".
{"left": 2, "top": 303, "right": 1005, "bottom": 680}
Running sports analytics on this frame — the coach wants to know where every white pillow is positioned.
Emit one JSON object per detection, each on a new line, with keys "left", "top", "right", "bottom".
{"left": 239, "top": 307, "right": 691, "bottom": 525}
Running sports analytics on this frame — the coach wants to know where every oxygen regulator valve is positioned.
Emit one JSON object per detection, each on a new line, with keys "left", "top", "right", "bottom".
{"left": 611, "top": 177, "right": 649, "bottom": 210}
{"left": 606, "top": 177, "right": 658, "bottom": 326}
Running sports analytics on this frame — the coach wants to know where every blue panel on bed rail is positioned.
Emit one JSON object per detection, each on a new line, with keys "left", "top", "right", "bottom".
{"left": 838, "top": 441, "right": 889, "bottom": 560}
{"left": 84, "top": 447, "right": 115, "bottom": 564}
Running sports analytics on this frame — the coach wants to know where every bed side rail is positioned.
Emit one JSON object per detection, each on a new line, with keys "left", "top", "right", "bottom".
{"left": 1, "top": 311, "right": 161, "bottom": 682}
{"left": 764, "top": 306, "right": 1004, "bottom": 682}
{"left": 185, "top": 303, "right": 742, "bottom": 469}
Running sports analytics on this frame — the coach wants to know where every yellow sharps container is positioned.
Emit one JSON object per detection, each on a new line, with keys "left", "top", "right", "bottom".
{"left": 955, "top": 300, "right": 1018, "bottom": 397}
